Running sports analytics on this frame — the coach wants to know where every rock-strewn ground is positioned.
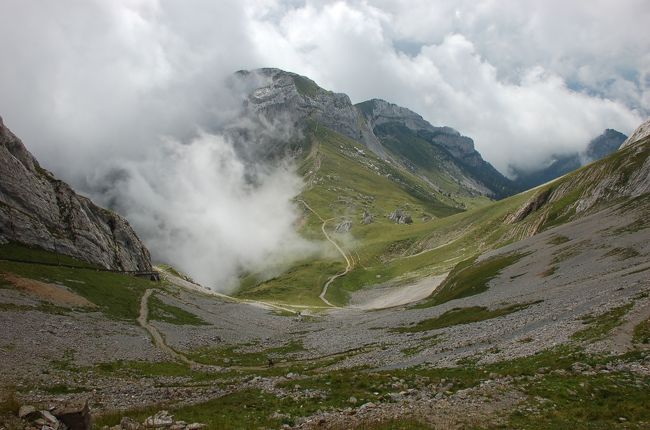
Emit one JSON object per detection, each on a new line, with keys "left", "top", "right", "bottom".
{"left": 0, "top": 203, "right": 649, "bottom": 428}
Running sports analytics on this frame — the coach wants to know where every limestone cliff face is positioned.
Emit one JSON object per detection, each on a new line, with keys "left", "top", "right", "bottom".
{"left": 0, "top": 117, "right": 152, "bottom": 270}
{"left": 621, "top": 118, "right": 650, "bottom": 148}
{"left": 238, "top": 68, "right": 360, "bottom": 142}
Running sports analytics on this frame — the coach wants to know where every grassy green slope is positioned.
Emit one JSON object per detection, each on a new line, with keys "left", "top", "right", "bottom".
{"left": 235, "top": 123, "right": 491, "bottom": 306}
{"left": 236, "top": 129, "right": 649, "bottom": 307}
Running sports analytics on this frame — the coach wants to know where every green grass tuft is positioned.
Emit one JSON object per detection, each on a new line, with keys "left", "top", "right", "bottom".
{"left": 0, "top": 259, "right": 155, "bottom": 321}
{"left": 632, "top": 318, "right": 650, "bottom": 345}
{"left": 149, "top": 294, "right": 209, "bottom": 326}
{"left": 572, "top": 304, "right": 633, "bottom": 341}
{"left": 393, "top": 302, "right": 540, "bottom": 333}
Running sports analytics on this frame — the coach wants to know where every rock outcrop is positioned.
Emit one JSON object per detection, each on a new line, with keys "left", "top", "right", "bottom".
{"left": 388, "top": 208, "right": 413, "bottom": 224}
{"left": 0, "top": 116, "right": 151, "bottom": 270}
{"left": 356, "top": 98, "right": 515, "bottom": 198}
{"left": 335, "top": 219, "right": 352, "bottom": 233}
{"left": 620, "top": 117, "right": 650, "bottom": 148}
{"left": 506, "top": 129, "right": 649, "bottom": 234}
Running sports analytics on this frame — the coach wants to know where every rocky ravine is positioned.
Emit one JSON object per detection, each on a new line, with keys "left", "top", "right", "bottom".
{"left": 0, "top": 116, "right": 151, "bottom": 271}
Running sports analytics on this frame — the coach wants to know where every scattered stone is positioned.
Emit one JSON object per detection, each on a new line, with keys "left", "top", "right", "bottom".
{"left": 120, "top": 417, "right": 141, "bottom": 430}
{"left": 348, "top": 396, "right": 357, "bottom": 405}
{"left": 18, "top": 405, "right": 36, "bottom": 419}
{"left": 53, "top": 400, "right": 91, "bottom": 430}
{"left": 361, "top": 210, "right": 374, "bottom": 225}
{"left": 335, "top": 220, "right": 352, "bottom": 233}
{"left": 144, "top": 411, "right": 174, "bottom": 428}
{"left": 359, "top": 402, "right": 376, "bottom": 411}
{"left": 388, "top": 208, "right": 412, "bottom": 224}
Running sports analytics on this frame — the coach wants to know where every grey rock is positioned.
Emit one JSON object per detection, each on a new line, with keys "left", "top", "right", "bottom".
{"left": 120, "top": 417, "right": 141, "bottom": 430}
{"left": 388, "top": 208, "right": 412, "bottom": 224}
{"left": 361, "top": 210, "right": 374, "bottom": 225}
{"left": 232, "top": 69, "right": 363, "bottom": 157}
{"left": 335, "top": 220, "right": 352, "bottom": 233}
{"left": 19, "top": 405, "right": 36, "bottom": 418}
{"left": 144, "top": 411, "right": 173, "bottom": 428}
{"left": 359, "top": 402, "right": 376, "bottom": 410}
{"left": 53, "top": 399, "right": 90, "bottom": 430}
{"left": 356, "top": 98, "right": 513, "bottom": 198}
{"left": 0, "top": 116, "right": 151, "bottom": 271}
{"left": 620, "top": 117, "right": 650, "bottom": 148}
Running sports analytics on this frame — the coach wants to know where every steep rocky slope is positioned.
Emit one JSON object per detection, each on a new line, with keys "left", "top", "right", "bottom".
{"left": 506, "top": 131, "right": 649, "bottom": 234}
{"left": 357, "top": 98, "right": 515, "bottom": 198}
{"left": 0, "top": 116, "right": 151, "bottom": 270}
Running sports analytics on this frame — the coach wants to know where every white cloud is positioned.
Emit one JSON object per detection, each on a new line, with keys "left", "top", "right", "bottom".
{"left": 247, "top": 0, "right": 646, "bottom": 172}
{"left": 97, "top": 132, "right": 318, "bottom": 290}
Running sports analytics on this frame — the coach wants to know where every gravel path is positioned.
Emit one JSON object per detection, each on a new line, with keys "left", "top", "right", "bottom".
{"left": 137, "top": 289, "right": 196, "bottom": 367}
{"left": 298, "top": 199, "right": 352, "bottom": 308}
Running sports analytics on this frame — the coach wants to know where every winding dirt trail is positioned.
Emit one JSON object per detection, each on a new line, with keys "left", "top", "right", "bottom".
{"left": 137, "top": 289, "right": 197, "bottom": 367}
{"left": 136, "top": 288, "right": 360, "bottom": 371}
{"left": 298, "top": 199, "right": 353, "bottom": 307}
{"left": 157, "top": 269, "right": 315, "bottom": 314}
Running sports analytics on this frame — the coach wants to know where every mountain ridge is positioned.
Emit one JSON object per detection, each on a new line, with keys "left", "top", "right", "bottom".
{"left": 235, "top": 68, "right": 515, "bottom": 199}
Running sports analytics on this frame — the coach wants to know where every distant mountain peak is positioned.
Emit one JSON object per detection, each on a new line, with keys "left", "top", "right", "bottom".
{"left": 511, "top": 128, "right": 627, "bottom": 191}
{"left": 234, "top": 68, "right": 515, "bottom": 198}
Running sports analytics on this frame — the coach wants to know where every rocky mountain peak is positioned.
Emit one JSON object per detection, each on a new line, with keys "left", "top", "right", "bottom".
{"left": 585, "top": 129, "right": 627, "bottom": 161}
{"left": 232, "top": 68, "right": 514, "bottom": 198}
{"left": 235, "top": 68, "right": 360, "bottom": 143}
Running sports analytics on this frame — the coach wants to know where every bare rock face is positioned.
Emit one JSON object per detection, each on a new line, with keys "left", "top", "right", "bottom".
{"left": 235, "top": 68, "right": 361, "bottom": 144}
{"left": 0, "top": 116, "right": 151, "bottom": 270}
{"left": 505, "top": 189, "right": 552, "bottom": 224}
{"left": 355, "top": 98, "right": 515, "bottom": 198}
{"left": 357, "top": 99, "right": 483, "bottom": 166}
{"left": 361, "top": 210, "right": 374, "bottom": 225}
{"left": 620, "top": 117, "right": 650, "bottom": 148}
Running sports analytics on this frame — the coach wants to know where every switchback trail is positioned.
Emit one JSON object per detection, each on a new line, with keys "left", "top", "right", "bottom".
{"left": 298, "top": 199, "right": 353, "bottom": 307}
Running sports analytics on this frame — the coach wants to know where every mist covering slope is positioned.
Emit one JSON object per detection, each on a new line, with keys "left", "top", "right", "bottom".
{"left": 511, "top": 128, "right": 627, "bottom": 191}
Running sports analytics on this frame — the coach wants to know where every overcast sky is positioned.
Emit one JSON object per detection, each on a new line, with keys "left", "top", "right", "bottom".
{"left": 1, "top": 1, "right": 649, "bottom": 288}
{"left": 1, "top": 0, "right": 648, "bottom": 174}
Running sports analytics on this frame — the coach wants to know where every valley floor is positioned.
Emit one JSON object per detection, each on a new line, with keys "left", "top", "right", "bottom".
{"left": 1, "top": 202, "right": 649, "bottom": 429}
